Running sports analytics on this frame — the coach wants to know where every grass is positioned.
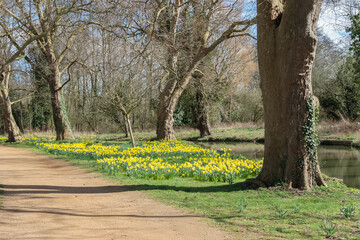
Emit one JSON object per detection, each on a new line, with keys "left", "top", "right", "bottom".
{"left": 1, "top": 140, "right": 359, "bottom": 239}
{"left": 318, "top": 121, "right": 360, "bottom": 141}
{"left": 99, "top": 121, "right": 359, "bottom": 143}
{"left": 100, "top": 125, "right": 265, "bottom": 142}
{"left": 14, "top": 121, "right": 359, "bottom": 144}
{"left": 114, "top": 177, "right": 360, "bottom": 239}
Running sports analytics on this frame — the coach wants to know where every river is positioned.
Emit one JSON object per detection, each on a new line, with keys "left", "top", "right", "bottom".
{"left": 199, "top": 142, "right": 360, "bottom": 189}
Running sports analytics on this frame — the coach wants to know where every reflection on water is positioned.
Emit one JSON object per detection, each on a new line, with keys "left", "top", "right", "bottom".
{"left": 199, "top": 142, "right": 360, "bottom": 189}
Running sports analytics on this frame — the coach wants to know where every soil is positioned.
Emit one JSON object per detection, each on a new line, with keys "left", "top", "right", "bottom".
{"left": 0, "top": 145, "right": 230, "bottom": 240}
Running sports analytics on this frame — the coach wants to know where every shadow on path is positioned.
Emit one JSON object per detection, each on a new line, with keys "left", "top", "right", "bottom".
{"left": 2, "top": 181, "right": 256, "bottom": 195}
{"left": 1, "top": 208, "right": 201, "bottom": 219}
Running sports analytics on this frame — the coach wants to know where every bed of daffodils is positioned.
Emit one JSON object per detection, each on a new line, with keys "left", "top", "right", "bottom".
{"left": 26, "top": 139, "right": 262, "bottom": 184}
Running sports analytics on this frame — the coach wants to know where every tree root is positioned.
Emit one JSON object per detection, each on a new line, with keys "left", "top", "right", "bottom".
{"left": 315, "top": 164, "right": 327, "bottom": 187}
{"left": 238, "top": 178, "right": 268, "bottom": 189}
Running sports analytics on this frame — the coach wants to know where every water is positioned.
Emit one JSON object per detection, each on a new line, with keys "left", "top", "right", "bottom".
{"left": 199, "top": 142, "right": 360, "bottom": 189}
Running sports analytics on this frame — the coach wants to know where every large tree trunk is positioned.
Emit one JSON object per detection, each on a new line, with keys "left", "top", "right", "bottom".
{"left": 48, "top": 64, "right": 73, "bottom": 141}
{"left": 156, "top": 56, "right": 203, "bottom": 140}
{"left": 255, "top": 0, "right": 326, "bottom": 189}
{"left": 0, "top": 73, "right": 22, "bottom": 142}
{"left": 156, "top": 90, "right": 178, "bottom": 140}
{"left": 156, "top": 62, "right": 206, "bottom": 140}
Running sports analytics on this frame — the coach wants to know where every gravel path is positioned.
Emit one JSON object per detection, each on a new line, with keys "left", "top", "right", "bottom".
{"left": 0, "top": 145, "right": 229, "bottom": 240}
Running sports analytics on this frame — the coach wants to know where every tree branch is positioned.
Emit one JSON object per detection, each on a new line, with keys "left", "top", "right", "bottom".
{"left": 200, "top": 17, "right": 257, "bottom": 58}
{"left": 11, "top": 94, "right": 34, "bottom": 105}
{"left": 56, "top": 61, "right": 75, "bottom": 92}
{"left": 0, "top": 21, "right": 47, "bottom": 67}
{"left": 57, "top": 25, "right": 86, "bottom": 64}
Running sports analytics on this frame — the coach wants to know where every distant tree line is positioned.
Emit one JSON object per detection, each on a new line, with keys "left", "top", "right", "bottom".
{"left": 0, "top": 0, "right": 259, "bottom": 142}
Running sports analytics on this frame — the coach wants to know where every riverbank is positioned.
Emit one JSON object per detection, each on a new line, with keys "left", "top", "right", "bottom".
{"left": 193, "top": 137, "right": 360, "bottom": 149}
{"left": 199, "top": 141, "right": 360, "bottom": 189}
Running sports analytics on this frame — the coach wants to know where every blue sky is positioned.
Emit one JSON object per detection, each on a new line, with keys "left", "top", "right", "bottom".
{"left": 241, "top": 0, "right": 352, "bottom": 48}
{"left": 318, "top": 5, "right": 351, "bottom": 48}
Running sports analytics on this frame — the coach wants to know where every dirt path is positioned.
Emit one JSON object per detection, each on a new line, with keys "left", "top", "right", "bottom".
{"left": 0, "top": 145, "right": 230, "bottom": 240}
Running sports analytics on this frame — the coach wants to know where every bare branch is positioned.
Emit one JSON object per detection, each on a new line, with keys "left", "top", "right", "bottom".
{"left": 11, "top": 94, "right": 34, "bottom": 105}
{"left": 0, "top": 21, "right": 47, "bottom": 69}
{"left": 200, "top": 17, "right": 257, "bottom": 58}
{"left": 57, "top": 26, "right": 86, "bottom": 64}
{"left": 56, "top": 61, "right": 76, "bottom": 92}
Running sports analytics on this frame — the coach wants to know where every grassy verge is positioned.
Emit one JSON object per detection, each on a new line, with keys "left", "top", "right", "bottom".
{"left": 1, "top": 140, "right": 359, "bottom": 239}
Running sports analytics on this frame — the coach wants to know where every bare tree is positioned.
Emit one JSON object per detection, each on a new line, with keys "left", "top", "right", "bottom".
{"left": 0, "top": 3, "right": 42, "bottom": 142}
{"left": 101, "top": 74, "right": 144, "bottom": 147}
{"left": 125, "top": 0, "right": 255, "bottom": 140}
{"left": 0, "top": 0, "right": 96, "bottom": 140}
{"left": 0, "top": 65, "right": 22, "bottom": 142}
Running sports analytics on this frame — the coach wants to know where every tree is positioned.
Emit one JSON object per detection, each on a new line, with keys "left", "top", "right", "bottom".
{"left": 344, "top": 12, "right": 360, "bottom": 119}
{"left": 131, "top": 0, "right": 255, "bottom": 140}
{"left": 254, "top": 0, "right": 327, "bottom": 189}
{"left": 335, "top": 56, "right": 360, "bottom": 120}
{"left": 0, "top": 4, "right": 41, "bottom": 142}
{"left": 192, "top": 73, "right": 213, "bottom": 138}
{"left": 313, "top": 12, "right": 360, "bottom": 121}
{"left": 28, "top": 48, "right": 52, "bottom": 131}
{"left": 0, "top": 0, "right": 95, "bottom": 140}
{"left": 101, "top": 61, "right": 153, "bottom": 148}
{"left": 0, "top": 65, "right": 22, "bottom": 142}
{"left": 348, "top": 12, "right": 360, "bottom": 88}
{"left": 312, "top": 32, "right": 346, "bottom": 120}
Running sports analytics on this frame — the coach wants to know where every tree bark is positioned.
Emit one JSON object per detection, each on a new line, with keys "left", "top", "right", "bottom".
{"left": 48, "top": 64, "right": 73, "bottom": 141}
{"left": 156, "top": 32, "right": 181, "bottom": 140}
{"left": 156, "top": 89, "right": 178, "bottom": 140}
{"left": 125, "top": 114, "right": 136, "bottom": 148}
{"left": 0, "top": 71, "right": 22, "bottom": 142}
{"left": 193, "top": 79, "right": 212, "bottom": 138}
{"left": 19, "top": 101, "right": 25, "bottom": 133}
{"left": 123, "top": 115, "right": 129, "bottom": 138}
{"left": 156, "top": 65, "right": 200, "bottom": 140}
{"left": 256, "top": 0, "right": 326, "bottom": 189}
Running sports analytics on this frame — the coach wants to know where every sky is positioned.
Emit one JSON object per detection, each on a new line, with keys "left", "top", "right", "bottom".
{"left": 242, "top": 0, "right": 355, "bottom": 49}
{"left": 318, "top": 4, "right": 351, "bottom": 48}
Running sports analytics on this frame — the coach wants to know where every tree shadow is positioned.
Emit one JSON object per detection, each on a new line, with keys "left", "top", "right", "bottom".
{"left": 2, "top": 181, "right": 260, "bottom": 195}
{"left": 133, "top": 181, "right": 261, "bottom": 192}
{"left": 1, "top": 208, "right": 200, "bottom": 219}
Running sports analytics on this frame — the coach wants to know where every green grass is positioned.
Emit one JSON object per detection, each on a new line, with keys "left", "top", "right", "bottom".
{"left": 2, "top": 140, "right": 359, "bottom": 239}
{"left": 115, "top": 177, "right": 360, "bottom": 239}
{"left": 5, "top": 121, "right": 358, "bottom": 144}
{"left": 89, "top": 123, "right": 360, "bottom": 143}
{"left": 103, "top": 126, "right": 265, "bottom": 142}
